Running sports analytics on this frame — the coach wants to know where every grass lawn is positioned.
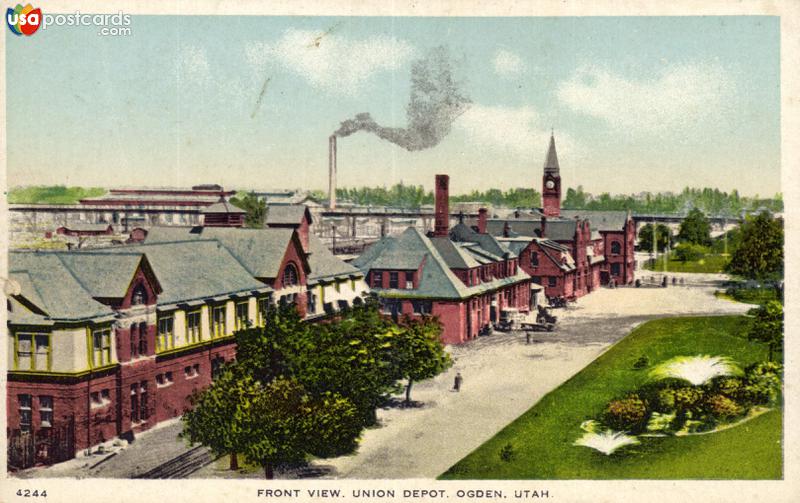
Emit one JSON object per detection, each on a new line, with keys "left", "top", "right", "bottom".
{"left": 643, "top": 254, "right": 730, "bottom": 273}
{"left": 715, "top": 288, "right": 781, "bottom": 305}
{"left": 8, "top": 185, "right": 106, "bottom": 204}
{"left": 440, "top": 316, "right": 782, "bottom": 479}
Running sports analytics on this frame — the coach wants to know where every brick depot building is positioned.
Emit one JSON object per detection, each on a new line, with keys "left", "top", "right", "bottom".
{"left": 484, "top": 134, "right": 636, "bottom": 301}
{"left": 6, "top": 204, "right": 366, "bottom": 466}
{"left": 352, "top": 175, "right": 539, "bottom": 345}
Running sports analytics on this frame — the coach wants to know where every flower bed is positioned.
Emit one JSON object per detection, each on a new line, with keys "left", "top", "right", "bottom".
{"left": 574, "top": 358, "right": 782, "bottom": 455}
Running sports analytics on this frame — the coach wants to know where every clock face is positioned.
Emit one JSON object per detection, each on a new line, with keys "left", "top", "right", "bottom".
{"left": 546, "top": 180, "right": 555, "bottom": 189}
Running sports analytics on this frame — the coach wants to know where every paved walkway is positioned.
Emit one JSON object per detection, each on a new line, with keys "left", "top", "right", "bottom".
{"left": 17, "top": 276, "right": 749, "bottom": 480}
{"left": 303, "top": 280, "right": 750, "bottom": 479}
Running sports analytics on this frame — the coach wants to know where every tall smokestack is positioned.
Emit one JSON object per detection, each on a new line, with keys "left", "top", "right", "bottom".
{"left": 328, "top": 135, "right": 337, "bottom": 210}
{"left": 434, "top": 174, "right": 450, "bottom": 237}
{"left": 478, "top": 208, "right": 488, "bottom": 234}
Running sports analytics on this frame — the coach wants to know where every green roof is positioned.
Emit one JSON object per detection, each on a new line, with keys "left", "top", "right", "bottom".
{"left": 307, "top": 233, "right": 361, "bottom": 282}
{"left": 353, "top": 227, "right": 530, "bottom": 300}
{"left": 146, "top": 226, "right": 295, "bottom": 279}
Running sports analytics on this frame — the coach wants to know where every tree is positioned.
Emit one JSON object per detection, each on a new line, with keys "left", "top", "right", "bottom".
{"left": 230, "top": 191, "right": 266, "bottom": 228}
{"left": 395, "top": 316, "right": 452, "bottom": 404}
{"left": 747, "top": 301, "right": 783, "bottom": 361}
{"left": 673, "top": 242, "right": 708, "bottom": 262}
{"left": 726, "top": 211, "right": 784, "bottom": 280}
{"left": 637, "top": 223, "right": 673, "bottom": 253}
{"left": 182, "top": 365, "right": 261, "bottom": 471}
{"left": 244, "top": 378, "right": 361, "bottom": 479}
{"left": 678, "top": 208, "right": 711, "bottom": 245}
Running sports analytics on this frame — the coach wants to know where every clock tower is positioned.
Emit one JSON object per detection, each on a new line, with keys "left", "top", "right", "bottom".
{"left": 542, "top": 132, "right": 561, "bottom": 217}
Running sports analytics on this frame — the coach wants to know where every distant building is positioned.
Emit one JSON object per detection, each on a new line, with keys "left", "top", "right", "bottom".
{"left": 352, "top": 175, "right": 538, "bottom": 345}
{"left": 482, "top": 134, "right": 636, "bottom": 301}
{"left": 56, "top": 223, "right": 114, "bottom": 237}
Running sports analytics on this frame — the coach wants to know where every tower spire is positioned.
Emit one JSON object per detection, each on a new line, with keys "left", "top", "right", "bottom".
{"left": 544, "top": 131, "right": 560, "bottom": 174}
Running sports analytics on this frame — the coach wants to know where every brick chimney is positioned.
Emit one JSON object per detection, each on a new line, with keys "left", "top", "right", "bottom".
{"left": 478, "top": 208, "right": 488, "bottom": 234}
{"left": 503, "top": 221, "right": 511, "bottom": 238}
{"left": 540, "top": 216, "right": 547, "bottom": 238}
{"left": 434, "top": 174, "right": 450, "bottom": 237}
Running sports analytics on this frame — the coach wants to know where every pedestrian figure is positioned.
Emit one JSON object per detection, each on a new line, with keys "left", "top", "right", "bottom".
{"left": 672, "top": 277, "right": 677, "bottom": 285}
{"left": 526, "top": 332, "right": 531, "bottom": 345}
{"left": 453, "top": 372, "right": 463, "bottom": 392}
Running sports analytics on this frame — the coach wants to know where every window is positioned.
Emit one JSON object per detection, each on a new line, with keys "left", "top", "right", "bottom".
{"left": 140, "top": 382, "right": 149, "bottom": 420}
{"left": 411, "top": 300, "right": 433, "bottom": 315}
{"left": 132, "top": 284, "right": 147, "bottom": 305}
{"left": 611, "top": 241, "right": 621, "bottom": 255}
{"left": 530, "top": 252, "right": 539, "bottom": 268}
{"left": 186, "top": 310, "right": 202, "bottom": 343}
{"left": 157, "top": 316, "right": 174, "bottom": 351}
{"left": 39, "top": 396, "right": 53, "bottom": 428}
{"left": 138, "top": 322, "right": 148, "bottom": 356}
{"left": 389, "top": 272, "right": 399, "bottom": 289}
{"left": 306, "top": 291, "right": 317, "bottom": 314}
{"left": 611, "top": 263, "right": 621, "bottom": 276}
{"left": 19, "top": 394, "right": 32, "bottom": 432}
{"left": 211, "top": 306, "right": 226, "bottom": 338}
{"left": 371, "top": 271, "right": 383, "bottom": 288}
{"left": 91, "top": 389, "right": 111, "bottom": 408}
{"left": 548, "top": 277, "right": 557, "bottom": 288}
{"left": 257, "top": 298, "right": 270, "bottom": 326}
{"left": 130, "top": 323, "right": 138, "bottom": 359}
{"left": 92, "top": 329, "right": 112, "bottom": 366}
{"left": 405, "top": 272, "right": 414, "bottom": 290}
{"left": 532, "top": 276, "right": 542, "bottom": 285}
{"left": 235, "top": 302, "right": 250, "bottom": 330}
{"left": 155, "top": 374, "right": 164, "bottom": 386}
{"left": 282, "top": 263, "right": 299, "bottom": 287}
{"left": 130, "top": 384, "right": 139, "bottom": 423}
{"left": 211, "top": 356, "right": 225, "bottom": 379}
{"left": 165, "top": 371, "right": 173, "bottom": 383}
{"left": 15, "top": 333, "right": 50, "bottom": 371}
{"left": 185, "top": 365, "right": 199, "bottom": 379}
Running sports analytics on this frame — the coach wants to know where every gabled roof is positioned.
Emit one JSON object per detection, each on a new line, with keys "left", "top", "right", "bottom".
{"left": 429, "top": 236, "right": 481, "bottom": 269}
{"left": 201, "top": 200, "right": 246, "bottom": 214}
{"left": 559, "top": 209, "right": 629, "bottom": 232}
{"left": 353, "top": 227, "right": 530, "bottom": 300}
{"left": 449, "top": 223, "right": 516, "bottom": 259}
{"left": 307, "top": 233, "right": 361, "bottom": 282}
{"left": 9, "top": 253, "right": 118, "bottom": 321}
{"left": 92, "top": 240, "right": 269, "bottom": 305}
{"left": 145, "top": 226, "right": 298, "bottom": 279}
{"left": 55, "top": 252, "right": 155, "bottom": 300}
{"left": 266, "top": 204, "right": 312, "bottom": 226}
{"left": 486, "top": 218, "right": 579, "bottom": 242}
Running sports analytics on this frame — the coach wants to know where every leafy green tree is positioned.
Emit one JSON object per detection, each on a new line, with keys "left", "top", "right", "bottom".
{"left": 230, "top": 191, "right": 266, "bottom": 228}
{"left": 182, "top": 365, "right": 261, "bottom": 471}
{"left": 678, "top": 208, "right": 712, "bottom": 245}
{"left": 747, "top": 301, "right": 783, "bottom": 361}
{"left": 395, "top": 316, "right": 451, "bottom": 403}
{"left": 726, "top": 211, "right": 784, "bottom": 280}
{"left": 638, "top": 223, "right": 673, "bottom": 253}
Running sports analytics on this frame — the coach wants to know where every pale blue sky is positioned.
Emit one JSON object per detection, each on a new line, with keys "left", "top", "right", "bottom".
{"left": 6, "top": 16, "right": 780, "bottom": 196}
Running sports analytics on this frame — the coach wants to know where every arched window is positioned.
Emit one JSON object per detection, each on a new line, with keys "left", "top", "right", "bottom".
{"left": 282, "top": 263, "right": 299, "bottom": 287}
{"left": 132, "top": 284, "right": 147, "bottom": 305}
{"left": 611, "top": 241, "right": 621, "bottom": 255}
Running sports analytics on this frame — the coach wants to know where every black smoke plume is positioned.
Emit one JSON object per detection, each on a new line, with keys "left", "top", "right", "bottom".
{"left": 333, "top": 46, "right": 471, "bottom": 151}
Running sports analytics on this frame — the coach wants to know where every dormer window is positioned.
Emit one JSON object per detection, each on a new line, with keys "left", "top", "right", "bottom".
{"left": 132, "top": 284, "right": 147, "bottom": 305}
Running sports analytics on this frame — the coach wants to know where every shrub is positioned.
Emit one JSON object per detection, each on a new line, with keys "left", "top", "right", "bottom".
{"left": 674, "top": 243, "right": 709, "bottom": 262}
{"left": 710, "top": 376, "right": 744, "bottom": 397}
{"left": 602, "top": 395, "right": 649, "bottom": 432}
{"left": 741, "top": 362, "right": 783, "bottom": 406}
{"left": 632, "top": 356, "right": 650, "bottom": 370}
{"left": 673, "top": 387, "right": 705, "bottom": 412}
{"left": 704, "top": 394, "right": 744, "bottom": 419}
{"left": 499, "top": 443, "right": 515, "bottom": 462}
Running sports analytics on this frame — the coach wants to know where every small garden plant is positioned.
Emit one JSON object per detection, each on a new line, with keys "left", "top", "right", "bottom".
{"left": 574, "top": 357, "right": 782, "bottom": 455}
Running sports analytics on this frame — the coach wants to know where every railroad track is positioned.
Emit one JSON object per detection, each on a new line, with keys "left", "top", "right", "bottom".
{"left": 134, "top": 446, "right": 214, "bottom": 479}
